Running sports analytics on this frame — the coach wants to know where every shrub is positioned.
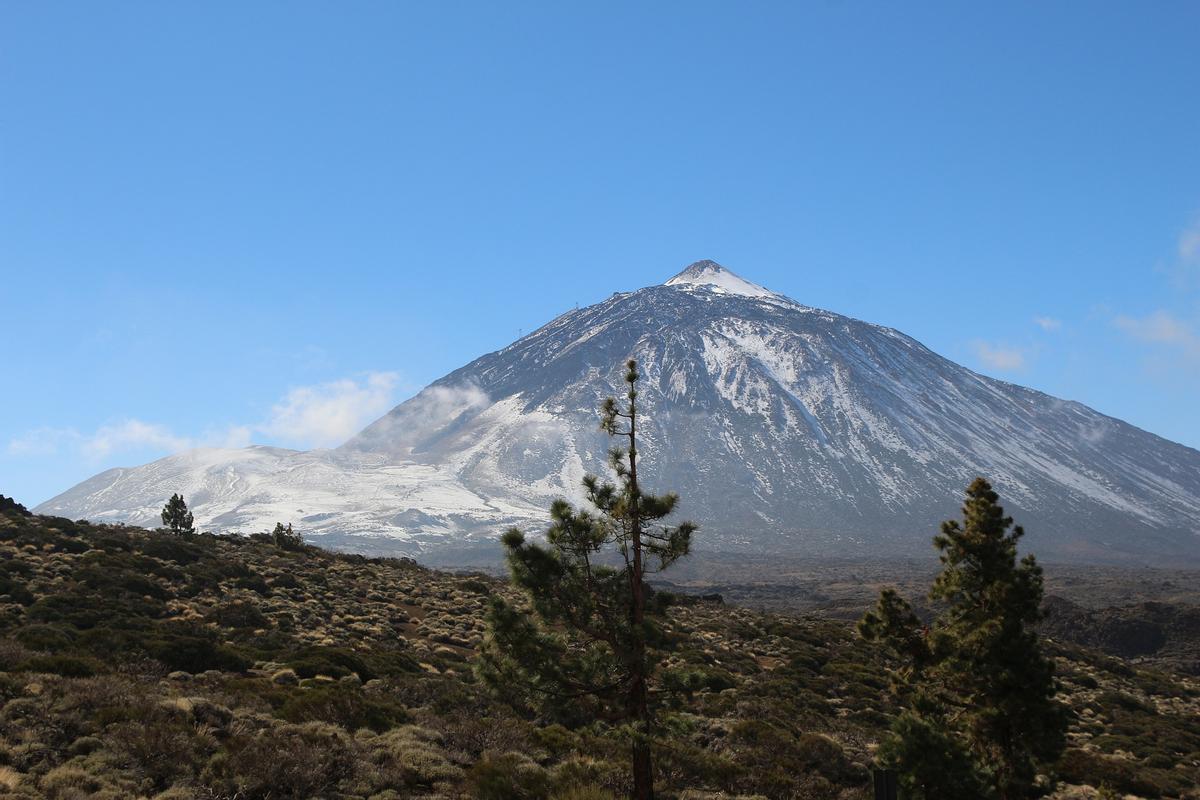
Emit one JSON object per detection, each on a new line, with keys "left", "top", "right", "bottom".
{"left": 271, "top": 572, "right": 300, "bottom": 589}
{"left": 19, "top": 655, "right": 102, "bottom": 678}
{"left": 725, "top": 720, "right": 866, "bottom": 793}
{"left": 206, "top": 722, "right": 356, "bottom": 799}
{"left": 137, "top": 534, "right": 209, "bottom": 565}
{"left": 0, "top": 573, "right": 34, "bottom": 606}
{"left": 661, "top": 664, "right": 737, "bottom": 702}
{"left": 365, "top": 725, "right": 464, "bottom": 788}
{"left": 74, "top": 552, "right": 172, "bottom": 599}
{"left": 278, "top": 683, "right": 406, "bottom": 733}
{"left": 467, "top": 752, "right": 552, "bottom": 799}
{"left": 458, "top": 578, "right": 491, "bottom": 595}
{"left": 552, "top": 786, "right": 616, "bottom": 800}
{"left": 288, "top": 646, "right": 374, "bottom": 681}
{"left": 1058, "top": 749, "right": 1131, "bottom": 793}
{"left": 0, "top": 638, "right": 35, "bottom": 671}
{"left": 1096, "top": 690, "right": 1155, "bottom": 714}
{"left": 271, "top": 522, "right": 305, "bottom": 551}
{"left": 107, "top": 707, "right": 215, "bottom": 791}
{"left": 0, "top": 495, "right": 31, "bottom": 516}
{"left": 141, "top": 623, "right": 252, "bottom": 673}
{"left": 14, "top": 624, "right": 75, "bottom": 653}
{"left": 550, "top": 757, "right": 629, "bottom": 798}
{"left": 39, "top": 764, "right": 106, "bottom": 799}
{"left": 366, "top": 647, "right": 421, "bottom": 677}
{"left": 207, "top": 600, "right": 269, "bottom": 630}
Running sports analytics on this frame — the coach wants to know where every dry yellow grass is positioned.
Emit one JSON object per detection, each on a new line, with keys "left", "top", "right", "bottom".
{"left": 0, "top": 766, "right": 21, "bottom": 790}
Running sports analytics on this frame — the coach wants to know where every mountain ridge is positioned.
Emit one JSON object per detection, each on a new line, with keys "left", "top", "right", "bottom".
{"left": 37, "top": 261, "right": 1200, "bottom": 565}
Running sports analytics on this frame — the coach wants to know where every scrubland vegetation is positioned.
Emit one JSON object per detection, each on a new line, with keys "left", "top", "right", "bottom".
{"left": 0, "top": 493, "right": 1195, "bottom": 799}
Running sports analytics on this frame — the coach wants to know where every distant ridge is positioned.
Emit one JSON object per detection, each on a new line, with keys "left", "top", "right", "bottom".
{"left": 38, "top": 261, "right": 1200, "bottom": 565}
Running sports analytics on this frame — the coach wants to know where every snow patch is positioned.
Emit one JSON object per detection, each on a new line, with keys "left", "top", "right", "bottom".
{"left": 664, "top": 260, "right": 778, "bottom": 298}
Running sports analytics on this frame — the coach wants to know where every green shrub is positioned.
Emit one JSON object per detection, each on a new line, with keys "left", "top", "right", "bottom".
{"left": 278, "top": 683, "right": 406, "bottom": 733}
{"left": 206, "top": 722, "right": 356, "bottom": 799}
{"left": 0, "top": 573, "right": 34, "bottom": 606}
{"left": 74, "top": 552, "right": 173, "bottom": 599}
{"left": 137, "top": 534, "right": 209, "bottom": 565}
{"left": 661, "top": 664, "right": 737, "bottom": 701}
{"left": 365, "top": 725, "right": 463, "bottom": 788}
{"left": 19, "top": 654, "right": 102, "bottom": 677}
{"left": 366, "top": 647, "right": 421, "bottom": 677}
{"left": 14, "top": 624, "right": 75, "bottom": 652}
{"left": 467, "top": 752, "right": 551, "bottom": 799}
{"left": 1096, "top": 690, "right": 1155, "bottom": 714}
{"left": 39, "top": 764, "right": 109, "bottom": 799}
{"left": 229, "top": 572, "right": 269, "bottom": 594}
{"left": 1058, "top": 749, "right": 1138, "bottom": 795}
{"left": 271, "top": 573, "right": 300, "bottom": 589}
{"left": 107, "top": 707, "right": 215, "bottom": 791}
{"left": 142, "top": 623, "right": 253, "bottom": 673}
{"left": 533, "top": 723, "right": 577, "bottom": 757}
{"left": 0, "top": 495, "right": 31, "bottom": 517}
{"left": 288, "top": 646, "right": 374, "bottom": 680}
{"left": 207, "top": 600, "right": 269, "bottom": 630}
{"left": 458, "top": 578, "right": 491, "bottom": 595}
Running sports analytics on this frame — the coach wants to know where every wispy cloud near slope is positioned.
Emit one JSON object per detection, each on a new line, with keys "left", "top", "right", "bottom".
{"left": 6, "top": 421, "right": 248, "bottom": 459}
{"left": 1115, "top": 311, "right": 1200, "bottom": 358}
{"left": 971, "top": 341, "right": 1026, "bottom": 371}
{"left": 6, "top": 372, "right": 401, "bottom": 459}
{"left": 261, "top": 372, "right": 400, "bottom": 448}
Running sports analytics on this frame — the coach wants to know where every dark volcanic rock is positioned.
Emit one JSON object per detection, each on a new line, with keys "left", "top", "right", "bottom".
{"left": 1042, "top": 595, "right": 1200, "bottom": 672}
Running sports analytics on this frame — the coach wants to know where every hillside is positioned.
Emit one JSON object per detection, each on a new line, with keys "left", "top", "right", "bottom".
{"left": 37, "top": 261, "right": 1200, "bottom": 566}
{"left": 652, "top": 555, "right": 1200, "bottom": 676}
{"left": 1042, "top": 597, "right": 1200, "bottom": 676}
{"left": 0, "top": 503, "right": 1197, "bottom": 798}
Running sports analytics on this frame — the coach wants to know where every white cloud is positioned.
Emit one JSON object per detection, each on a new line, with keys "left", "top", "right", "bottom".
{"left": 1179, "top": 217, "right": 1200, "bottom": 263}
{"left": 1164, "top": 215, "right": 1200, "bottom": 290}
{"left": 1115, "top": 310, "right": 1200, "bottom": 358}
{"left": 1033, "top": 316, "right": 1062, "bottom": 332}
{"left": 7, "top": 420, "right": 252, "bottom": 460}
{"left": 6, "top": 427, "right": 80, "bottom": 457}
{"left": 261, "top": 372, "right": 400, "bottom": 448}
{"left": 971, "top": 341, "right": 1026, "bottom": 371}
{"left": 347, "top": 382, "right": 489, "bottom": 450}
{"left": 6, "top": 372, "right": 402, "bottom": 460}
{"left": 81, "top": 420, "right": 193, "bottom": 459}
{"left": 214, "top": 425, "right": 255, "bottom": 449}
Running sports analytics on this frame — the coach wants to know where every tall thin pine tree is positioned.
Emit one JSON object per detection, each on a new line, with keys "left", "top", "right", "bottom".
{"left": 479, "top": 359, "right": 695, "bottom": 800}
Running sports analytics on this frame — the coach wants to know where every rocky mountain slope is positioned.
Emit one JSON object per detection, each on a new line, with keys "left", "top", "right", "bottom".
{"left": 37, "top": 261, "right": 1200, "bottom": 564}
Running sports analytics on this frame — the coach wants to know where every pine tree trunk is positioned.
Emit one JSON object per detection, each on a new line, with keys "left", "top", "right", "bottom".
{"left": 632, "top": 732, "right": 654, "bottom": 800}
{"left": 627, "top": 389, "right": 653, "bottom": 800}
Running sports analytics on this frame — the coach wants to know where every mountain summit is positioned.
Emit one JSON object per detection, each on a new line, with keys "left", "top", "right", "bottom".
{"left": 663, "top": 260, "right": 779, "bottom": 298}
{"left": 37, "top": 262, "right": 1200, "bottom": 564}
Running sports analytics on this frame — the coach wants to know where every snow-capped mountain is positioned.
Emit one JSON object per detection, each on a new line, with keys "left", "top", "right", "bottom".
{"left": 37, "top": 261, "right": 1200, "bottom": 565}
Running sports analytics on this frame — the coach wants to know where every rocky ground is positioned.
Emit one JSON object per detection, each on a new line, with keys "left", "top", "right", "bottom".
{"left": 652, "top": 553, "right": 1200, "bottom": 677}
{"left": 0, "top": 501, "right": 1196, "bottom": 799}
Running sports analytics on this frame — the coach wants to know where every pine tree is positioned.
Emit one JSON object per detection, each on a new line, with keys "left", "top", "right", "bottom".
{"left": 479, "top": 359, "right": 696, "bottom": 800}
{"left": 161, "top": 493, "right": 195, "bottom": 535}
{"left": 271, "top": 522, "right": 303, "bottom": 550}
{"left": 0, "top": 495, "right": 31, "bottom": 517}
{"left": 860, "top": 478, "right": 1068, "bottom": 800}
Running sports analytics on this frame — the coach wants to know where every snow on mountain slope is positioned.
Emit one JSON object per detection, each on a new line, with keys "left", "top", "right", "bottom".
{"left": 664, "top": 259, "right": 779, "bottom": 298}
{"left": 38, "top": 445, "right": 547, "bottom": 553}
{"left": 37, "top": 261, "right": 1200, "bottom": 564}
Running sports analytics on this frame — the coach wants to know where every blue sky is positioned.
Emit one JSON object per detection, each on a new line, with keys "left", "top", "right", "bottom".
{"left": 2, "top": 1, "right": 1198, "bottom": 506}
